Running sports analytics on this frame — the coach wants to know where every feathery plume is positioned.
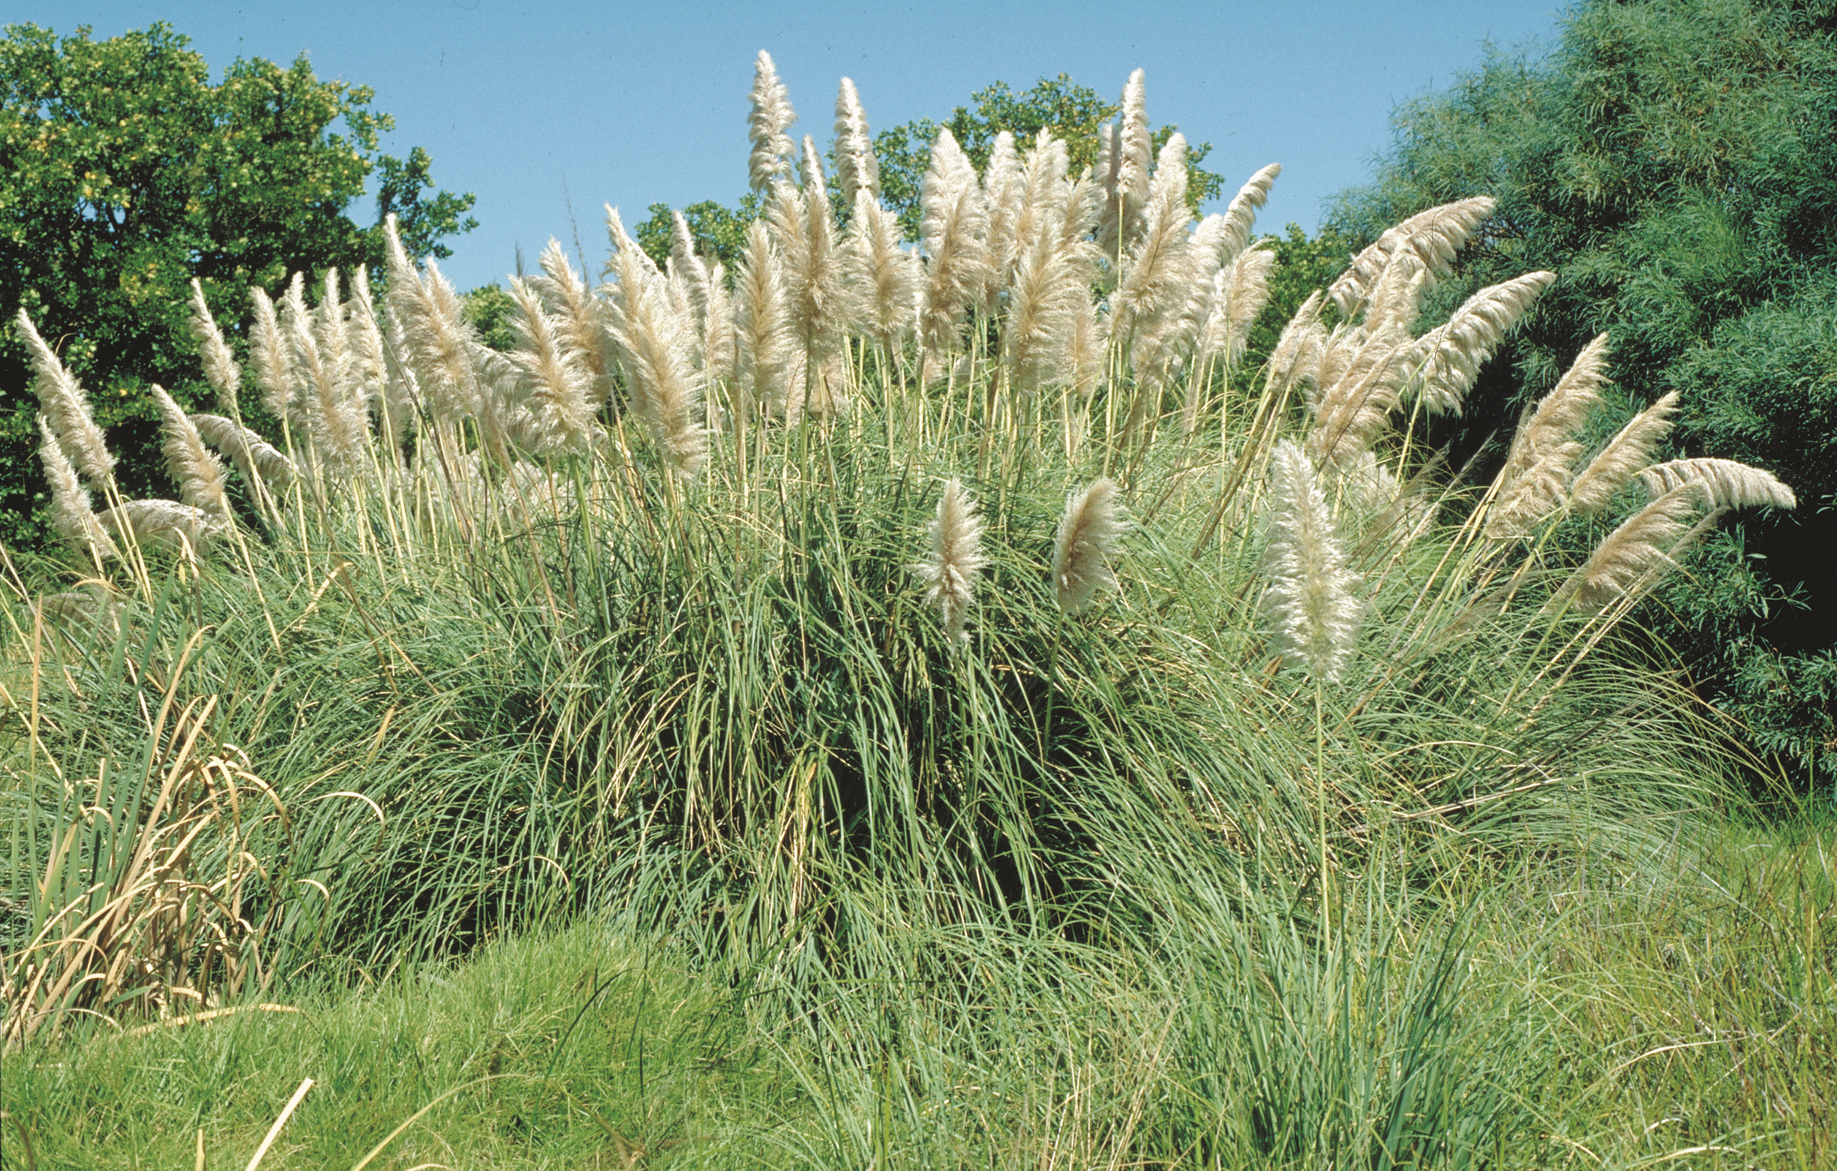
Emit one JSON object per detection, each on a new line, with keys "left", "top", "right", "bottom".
{"left": 506, "top": 277, "right": 601, "bottom": 456}
{"left": 1569, "top": 391, "right": 1679, "bottom": 513}
{"left": 193, "top": 413, "right": 297, "bottom": 491}
{"left": 767, "top": 178, "right": 850, "bottom": 404}
{"left": 1112, "top": 133, "right": 1194, "bottom": 348}
{"left": 981, "top": 130, "right": 1025, "bottom": 300}
{"left": 17, "top": 309, "right": 115, "bottom": 483}
{"left": 1549, "top": 484, "right": 1705, "bottom": 615}
{"left": 919, "top": 129, "right": 993, "bottom": 368}
{"left": 1411, "top": 271, "right": 1555, "bottom": 416}
{"left": 1487, "top": 334, "right": 1611, "bottom": 538}
{"left": 1266, "top": 291, "right": 1327, "bottom": 398}
{"left": 1013, "top": 129, "right": 1072, "bottom": 260}
{"left": 605, "top": 250, "right": 706, "bottom": 478}
{"left": 149, "top": 384, "right": 232, "bottom": 522}
{"left": 1052, "top": 478, "right": 1126, "bottom": 615}
{"left": 1208, "top": 244, "right": 1277, "bottom": 369}
{"left": 1263, "top": 439, "right": 1363, "bottom": 682}
{"left": 733, "top": 220, "right": 792, "bottom": 429}
{"left": 669, "top": 212, "right": 712, "bottom": 324}
{"left": 833, "top": 78, "right": 879, "bottom": 206}
{"left": 748, "top": 51, "right": 796, "bottom": 193}
{"left": 702, "top": 262, "right": 737, "bottom": 392}
{"left": 799, "top": 134, "right": 828, "bottom": 200}
{"left": 37, "top": 416, "right": 116, "bottom": 556}
{"left": 844, "top": 190, "right": 922, "bottom": 355}
{"left": 1306, "top": 322, "right": 1416, "bottom": 470}
{"left": 534, "top": 238, "right": 613, "bottom": 407}
{"left": 248, "top": 284, "right": 293, "bottom": 426}
{"left": 1329, "top": 196, "right": 1496, "bottom": 319}
{"left": 913, "top": 480, "right": 988, "bottom": 644}
{"left": 1096, "top": 69, "right": 1152, "bottom": 260}
{"left": 188, "top": 279, "right": 242, "bottom": 415}
{"left": 1004, "top": 210, "right": 1095, "bottom": 400}
{"left": 1640, "top": 458, "right": 1795, "bottom": 511}
{"left": 346, "top": 266, "right": 389, "bottom": 412}
{"left": 384, "top": 215, "right": 483, "bottom": 429}
{"left": 1217, "top": 163, "right": 1281, "bottom": 266}
{"left": 99, "top": 499, "right": 222, "bottom": 556}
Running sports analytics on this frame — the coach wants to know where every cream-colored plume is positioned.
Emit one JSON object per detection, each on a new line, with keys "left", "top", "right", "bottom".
{"left": 1486, "top": 334, "right": 1611, "bottom": 538}
{"left": 193, "top": 413, "right": 297, "bottom": 491}
{"left": 98, "top": 498, "right": 222, "bottom": 555}
{"left": 384, "top": 216, "right": 483, "bottom": 428}
{"left": 533, "top": 239, "right": 612, "bottom": 407}
{"left": 37, "top": 416, "right": 116, "bottom": 557}
{"left": 1329, "top": 196, "right": 1497, "bottom": 319}
{"left": 149, "top": 384, "right": 232, "bottom": 523}
{"left": 17, "top": 308, "right": 115, "bottom": 484}
{"left": 1306, "top": 322, "right": 1416, "bottom": 470}
{"left": 833, "top": 78, "right": 879, "bottom": 205}
{"left": 982, "top": 131, "right": 1025, "bottom": 299}
{"left": 248, "top": 284, "right": 294, "bottom": 426}
{"left": 1410, "top": 271, "right": 1555, "bottom": 416}
{"left": 913, "top": 479, "right": 988, "bottom": 644}
{"left": 844, "top": 191, "right": 921, "bottom": 355}
{"left": 188, "top": 279, "right": 242, "bottom": 415}
{"left": 1216, "top": 163, "right": 1282, "bottom": 265}
{"left": 919, "top": 128, "right": 993, "bottom": 370}
{"left": 748, "top": 51, "right": 796, "bottom": 193}
{"left": 1549, "top": 483, "right": 1705, "bottom": 615}
{"left": 506, "top": 277, "right": 600, "bottom": 456}
{"left": 1112, "top": 133, "right": 1195, "bottom": 349}
{"left": 1569, "top": 391, "right": 1679, "bottom": 513}
{"left": 1095, "top": 69, "right": 1152, "bottom": 260}
{"left": 1052, "top": 478, "right": 1126, "bottom": 615}
{"left": 1639, "top": 458, "right": 1796, "bottom": 510}
{"left": 1266, "top": 291, "right": 1327, "bottom": 398}
{"left": 1263, "top": 439, "right": 1363, "bottom": 682}
{"left": 734, "top": 220, "right": 792, "bottom": 430}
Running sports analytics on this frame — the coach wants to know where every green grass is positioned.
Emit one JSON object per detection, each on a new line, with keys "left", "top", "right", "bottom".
{"left": 5, "top": 806, "right": 1829, "bottom": 1169}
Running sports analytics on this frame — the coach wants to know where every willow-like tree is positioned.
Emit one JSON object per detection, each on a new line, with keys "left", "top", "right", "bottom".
{"left": 1329, "top": 0, "right": 1837, "bottom": 782}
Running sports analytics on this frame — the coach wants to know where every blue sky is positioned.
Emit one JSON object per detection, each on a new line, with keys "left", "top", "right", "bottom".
{"left": 28, "top": 1, "right": 1562, "bottom": 291}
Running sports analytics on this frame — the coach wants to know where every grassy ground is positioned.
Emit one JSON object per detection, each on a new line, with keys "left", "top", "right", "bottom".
{"left": 5, "top": 802, "right": 1829, "bottom": 1169}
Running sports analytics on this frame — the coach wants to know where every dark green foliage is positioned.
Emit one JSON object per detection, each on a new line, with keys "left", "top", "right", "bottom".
{"left": 1329, "top": 0, "right": 1837, "bottom": 782}
{"left": 0, "top": 21, "right": 475, "bottom": 551}
{"left": 633, "top": 193, "right": 763, "bottom": 272}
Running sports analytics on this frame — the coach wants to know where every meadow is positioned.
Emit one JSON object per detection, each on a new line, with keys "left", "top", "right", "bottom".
{"left": 3, "top": 58, "right": 1831, "bottom": 1169}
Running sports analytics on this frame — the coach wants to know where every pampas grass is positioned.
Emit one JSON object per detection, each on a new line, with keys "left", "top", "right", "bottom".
{"left": 748, "top": 50, "right": 796, "bottom": 193}
{"left": 17, "top": 308, "right": 115, "bottom": 484}
{"left": 1639, "top": 457, "right": 1797, "bottom": 510}
{"left": 919, "top": 128, "right": 992, "bottom": 371}
{"left": 37, "top": 416, "right": 116, "bottom": 557}
{"left": 913, "top": 479, "right": 988, "bottom": 644}
{"left": 1051, "top": 477, "right": 1124, "bottom": 615}
{"left": 188, "top": 279, "right": 242, "bottom": 415}
{"left": 833, "top": 78, "right": 879, "bottom": 207}
{"left": 1329, "top": 195, "right": 1496, "bottom": 319}
{"left": 1263, "top": 439, "right": 1363, "bottom": 682}
{"left": 1570, "top": 391, "right": 1680, "bottom": 512}
{"left": 1410, "top": 270, "right": 1555, "bottom": 416}
{"left": 149, "top": 384, "right": 232, "bottom": 523}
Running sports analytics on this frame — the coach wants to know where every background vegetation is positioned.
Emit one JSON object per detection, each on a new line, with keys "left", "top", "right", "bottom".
{"left": 0, "top": 21, "right": 476, "bottom": 551}
{"left": 3, "top": 3, "right": 1833, "bottom": 1167}
{"left": 1328, "top": 0, "right": 1837, "bottom": 782}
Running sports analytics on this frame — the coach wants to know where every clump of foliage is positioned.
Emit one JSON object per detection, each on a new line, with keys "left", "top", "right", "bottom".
{"left": 3, "top": 57, "right": 1809, "bottom": 1168}
{"left": 0, "top": 21, "right": 476, "bottom": 550}
{"left": 1329, "top": 0, "right": 1837, "bottom": 783}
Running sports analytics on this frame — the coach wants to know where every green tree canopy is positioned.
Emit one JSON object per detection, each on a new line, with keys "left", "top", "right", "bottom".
{"left": 1, "top": 21, "right": 476, "bottom": 545}
{"left": 1329, "top": 0, "right": 1837, "bottom": 780}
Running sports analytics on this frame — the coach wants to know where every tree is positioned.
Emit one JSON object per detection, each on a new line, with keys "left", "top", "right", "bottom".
{"left": 1328, "top": 0, "right": 1837, "bottom": 783}
{"left": 1, "top": 21, "right": 476, "bottom": 547}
